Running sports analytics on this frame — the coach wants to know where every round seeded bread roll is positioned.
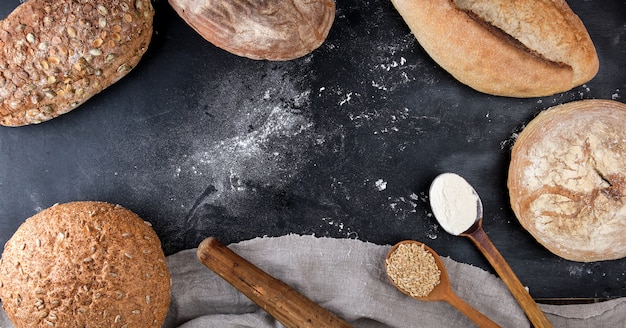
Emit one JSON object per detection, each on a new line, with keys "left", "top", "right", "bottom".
{"left": 168, "top": 0, "right": 335, "bottom": 61}
{"left": 508, "top": 100, "right": 626, "bottom": 262}
{"left": 0, "top": 0, "right": 154, "bottom": 126}
{"left": 0, "top": 201, "right": 171, "bottom": 327}
{"left": 390, "top": 0, "right": 599, "bottom": 98}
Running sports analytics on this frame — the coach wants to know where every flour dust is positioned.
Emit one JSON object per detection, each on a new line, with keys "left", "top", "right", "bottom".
{"left": 175, "top": 63, "right": 316, "bottom": 223}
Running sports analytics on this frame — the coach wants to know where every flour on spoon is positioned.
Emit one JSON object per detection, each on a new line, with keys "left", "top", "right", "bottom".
{"left": 429, "top": 173, "right": 480, "bottom": 235}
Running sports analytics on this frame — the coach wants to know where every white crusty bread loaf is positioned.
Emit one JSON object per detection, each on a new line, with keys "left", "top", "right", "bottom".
{"left": 168, "top": 0, "right": 335, "bottom": 61}
{"left": 0, "top": 0, "right": 154, "bottom": 126}
{"left": 508, "top": 100, "right": 626, "bottom": 262}
{"left": 391, "top": 0, "right": 599, "bottom": 98}
{"left": 0, "top": 201, "right": 171, "bottom": 327}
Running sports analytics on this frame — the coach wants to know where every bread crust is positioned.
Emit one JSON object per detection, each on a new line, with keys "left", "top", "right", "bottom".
{"left": 390, "top": 0, "right": 599, "bottom": 97}
{"left": 508, "top": 100, "right": 626, "bottom": 262}
{"left": 0, "top": 201, "right": 171, "bottom": 327}
{"left": 0, "top": 0, "right": 155, "bottom": 126}
{"left": 168, "top": 0, "right": 335, "bottom": 61}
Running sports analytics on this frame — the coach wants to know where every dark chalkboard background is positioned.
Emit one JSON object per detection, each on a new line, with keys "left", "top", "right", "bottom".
{"left": 1, "top": 0, "right": 624, "bottom": 299}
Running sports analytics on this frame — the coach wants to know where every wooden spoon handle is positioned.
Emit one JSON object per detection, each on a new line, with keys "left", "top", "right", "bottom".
{"left": 465, "top": 228, "right": 553, "bottom": 328}
{"left": 445, "top": 290, "right": 501, "bottom": 328}
{"left": 196, "top": 237, "right": 353, "bottom": 328}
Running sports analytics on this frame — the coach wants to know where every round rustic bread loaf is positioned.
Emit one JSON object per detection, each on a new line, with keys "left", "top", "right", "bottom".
{"left": 508, "top": 100, "right": 626, "bottom": 262}
{"left": 0, "top": 201, "right": 171, "bottom": 327}
{"left": 168, "top": 0, "right": 335, "bottom": 61}
{"left": 0, "top": 0, "right": 154, "bottom": 126}
{"left": 390, "top": 0, "right": 598, "bottom": 97}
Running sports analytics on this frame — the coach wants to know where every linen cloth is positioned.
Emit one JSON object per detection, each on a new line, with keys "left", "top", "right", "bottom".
{"left": 0, "top": 234, "right": 624, "bottom": 327}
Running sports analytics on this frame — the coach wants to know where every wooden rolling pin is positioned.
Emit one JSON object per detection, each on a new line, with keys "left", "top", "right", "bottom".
{"left": 197, "top": 237, "right": 353, "bottom": 328}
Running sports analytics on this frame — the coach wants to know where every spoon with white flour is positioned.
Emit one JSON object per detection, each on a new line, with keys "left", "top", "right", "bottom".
{"left": 429, "top": 173, "right": 553, "bottom": 328}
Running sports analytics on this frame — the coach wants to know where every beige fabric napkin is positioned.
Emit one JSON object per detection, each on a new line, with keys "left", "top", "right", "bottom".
{"left": 1, "top": 234, "right": 624, "bottom": 327}
{"left": 162, "top": 235, "right": 625, "bottom": 328}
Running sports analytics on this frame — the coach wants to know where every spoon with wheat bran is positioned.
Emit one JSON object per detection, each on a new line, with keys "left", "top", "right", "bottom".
{"left": 385, "top": 240, "right": 500, "bottom": 327}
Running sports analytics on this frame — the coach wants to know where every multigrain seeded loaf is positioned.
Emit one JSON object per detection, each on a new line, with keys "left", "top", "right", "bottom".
{"left": 508, "top": 100, "right": 626, "bottom": 262}
{"left": 0, "top": 201, "right": 171, "bottom": 327}
{"left": 0, "top": 0, "right": 154, "bottom": 126}
{"left": 390, "top": 0, "right": 599, "bottom": 98}
{"left": 168, "top": 0, "right": 336, "bottom": 61}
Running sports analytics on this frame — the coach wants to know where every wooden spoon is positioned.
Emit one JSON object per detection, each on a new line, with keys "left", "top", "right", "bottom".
{"left": 429, "top": 173, "right": 553, "bottom": 328}
{"left": 385, "top": 240, "right": 501, "bottom": 328}
{"left": 197, "top": 237, "right": 353, "bottom": 328}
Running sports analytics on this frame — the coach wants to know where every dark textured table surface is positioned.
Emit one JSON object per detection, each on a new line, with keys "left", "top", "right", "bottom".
{"left": 0, "top": 0, "right": 624, "bottom": 299}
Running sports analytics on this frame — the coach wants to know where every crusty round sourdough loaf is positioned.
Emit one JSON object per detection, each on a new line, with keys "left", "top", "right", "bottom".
{"left": 0, "top": 201, "right": 171, "bottom": 327}
{"left": 508, "top": 100, "right": 626, "bottom": 262}
{"left": 390, "top": 0, "right": 599, "bottom": 98}
{"left": 168, "top": 0, "right": 335, "bottom": 61}
{"left": 0, "top": 0, "right": 154, "bottom": 126}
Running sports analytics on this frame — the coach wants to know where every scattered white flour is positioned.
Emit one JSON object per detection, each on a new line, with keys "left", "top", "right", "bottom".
{"left": 388, "top": 194, "right": 420, "bottom": 215}
{"left": 339, "top": 92, "right": 354, "bottom": 106}
{"left": 368, "top": 32, "right": 427, "bottom": 92}
{"left": 375, "top": 179, "right": 387, "bottom": 191}
{"left": 582, "top": 84, "right": 591, "bottom": 93}
{"left": 426, "top": 228, "right": 438, "bottom": 240}
{"left": 322, "top": 217, "right": 345, "bottom": 231}
{"left": 371, "top": 80, "right": 388, "bottom": 91}
{"left": 321, "top": 217, "right": 358, "bottom": 239}
{"left": 29, "top": 193, "right": 45, "bottom": 213}
{"left": 568, "top": 264, "right": 594, "bottom": 277}
{"left": 379, "top": 57, "right": 407, "bottom": 71}
{"left": 429, "top": 173, "right": 480, "bottom": 235}
{"left": 611, "top": 88, "right": 621, "bottom": 100}
{"left": 174, "top": 64, "right": 315, "bottom": 217}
